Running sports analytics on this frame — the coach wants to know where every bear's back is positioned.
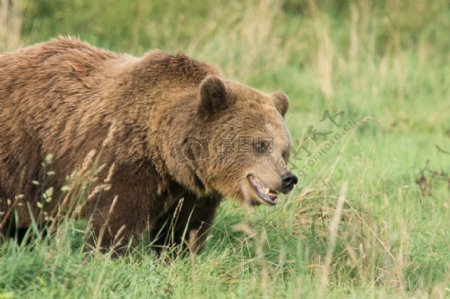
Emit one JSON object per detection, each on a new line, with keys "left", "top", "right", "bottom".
{"left": 0, "top": 37, "right": 118, "bottom": 101}
{"left": 0, "top": 39, "right": 123, "bottom": 196}
{"left": 0, "top": 37, "right": 116, "bottom": 71}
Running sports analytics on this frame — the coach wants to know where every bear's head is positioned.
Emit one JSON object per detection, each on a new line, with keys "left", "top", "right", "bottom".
{"left": 173, "top": 75, "right": 297, "bottom": 206}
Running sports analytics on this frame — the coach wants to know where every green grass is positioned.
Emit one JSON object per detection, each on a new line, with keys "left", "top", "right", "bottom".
{"left": 1, "top": 0, "right": 450, "bottom": 298}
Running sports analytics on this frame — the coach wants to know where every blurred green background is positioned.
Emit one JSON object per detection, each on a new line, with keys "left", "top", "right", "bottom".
{"left": 1, "top": 0, "right": 449, "bottom": 298}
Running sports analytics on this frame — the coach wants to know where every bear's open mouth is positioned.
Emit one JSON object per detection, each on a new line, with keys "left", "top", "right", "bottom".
{"left": 247, "top": 175, "right": 279, "bottom": 205}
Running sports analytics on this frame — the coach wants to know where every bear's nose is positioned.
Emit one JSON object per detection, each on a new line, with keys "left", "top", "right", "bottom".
{"left": 281, "top": 172, "right": 298, "bottom": 194}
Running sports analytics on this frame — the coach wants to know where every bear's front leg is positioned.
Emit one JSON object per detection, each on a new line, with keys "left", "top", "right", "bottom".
{"left": 87, "top": 196, "right": 149, "bottom": 254}
{"left": 83, "top": 162, "right": 162, "bottom": 254}
{"left": 151, "top": 195, "right": 221, "bottom": 254}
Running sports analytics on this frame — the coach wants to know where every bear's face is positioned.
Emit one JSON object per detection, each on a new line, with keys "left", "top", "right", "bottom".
{"left": 189, "top": 75, "right": 298, "bottom": 206}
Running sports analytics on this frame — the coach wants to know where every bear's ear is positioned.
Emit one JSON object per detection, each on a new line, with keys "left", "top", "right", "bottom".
{"left": 272, "top": 91, "right": 289, "bottom": 117}
{"left": 198, "top": 75, "right": 230, "bottom": 117}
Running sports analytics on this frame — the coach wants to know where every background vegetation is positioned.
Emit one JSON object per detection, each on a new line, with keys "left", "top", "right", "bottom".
{"left": 1, "top": 0, "right": 449, "bottom": 298}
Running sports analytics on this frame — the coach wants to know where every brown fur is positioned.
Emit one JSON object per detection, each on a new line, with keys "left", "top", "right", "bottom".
{"left": 0, "top": 38, "right": 294, "bottom": 253}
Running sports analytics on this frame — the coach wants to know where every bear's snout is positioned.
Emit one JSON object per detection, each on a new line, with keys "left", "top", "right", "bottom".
{"left": 280, "top": 172, "right": 298, "bottom": 194}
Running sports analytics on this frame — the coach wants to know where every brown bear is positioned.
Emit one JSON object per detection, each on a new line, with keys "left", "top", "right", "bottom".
{"left": 0, "top": 38, "right": 297, "bottom": 253}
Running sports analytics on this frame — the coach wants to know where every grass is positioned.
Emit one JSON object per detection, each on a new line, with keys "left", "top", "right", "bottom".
{"left": 1, "top": 0, "right": 450, "bottom": 298}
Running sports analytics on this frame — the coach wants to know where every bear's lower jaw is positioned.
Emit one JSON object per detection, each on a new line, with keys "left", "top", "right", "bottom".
{"left": 247, "top": 175, "right": 279, "bottom": 205}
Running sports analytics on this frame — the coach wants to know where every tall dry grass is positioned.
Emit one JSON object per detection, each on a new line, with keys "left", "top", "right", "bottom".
{"left": 0, "top": 0, "right": 21, "bottom": 51}
{"left": 0, "top": 0, "right": 449, "bottom": 297}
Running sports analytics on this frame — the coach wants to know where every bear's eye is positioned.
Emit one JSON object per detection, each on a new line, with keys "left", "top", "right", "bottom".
{"left": 282, "top": 150, "right": 290, "bottom": 161}
{"left": 253, "top": 140, "right": 270, "bottom": 154}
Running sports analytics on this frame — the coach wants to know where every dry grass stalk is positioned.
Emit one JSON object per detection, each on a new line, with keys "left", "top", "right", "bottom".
{"left": 320, "top": 182, "right": 347, "bottom": 293}
{"left": 94, "top": 195, "right": 118, "bottom": 253}
{"left": 314, "top": 17, "right": 334, "bottom": 100}
{"left": 0, "top": 0, "right": 21, "bottom": 51}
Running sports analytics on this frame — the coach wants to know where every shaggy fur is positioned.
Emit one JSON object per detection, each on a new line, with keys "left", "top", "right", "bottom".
{"left": 0, "top": 38, "right": 294, "bottom": 252}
